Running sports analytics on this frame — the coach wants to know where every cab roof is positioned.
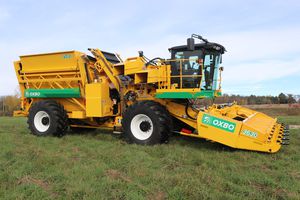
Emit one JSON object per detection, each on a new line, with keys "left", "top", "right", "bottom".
{"left": 169, "top": 42, "right": 226, "bottom": 54}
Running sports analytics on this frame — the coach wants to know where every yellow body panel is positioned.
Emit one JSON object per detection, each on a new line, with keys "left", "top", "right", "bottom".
{"left": 164, "top": 101, "right": 198, "bottom": 128}
{"left": 134, "top": 72, "right": 147, "bottom": 84}
{"left": 20, "top": 51, "right": 83, "bottom": 73}
{"left": 85, "top": 82, "right": 113, "bottom": 117}
{"left": 197, "top": 112, "right": 242, "bottom": 147}
{"left": 124, "top": 57, "right": 146, "bottom": 75}
{"left": 69, "top": 111, "right": 86, "bottom": 119}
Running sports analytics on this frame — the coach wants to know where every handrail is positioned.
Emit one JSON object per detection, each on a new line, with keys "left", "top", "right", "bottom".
{"left": 165, "top": 58, "right": 203, "bottom": 89}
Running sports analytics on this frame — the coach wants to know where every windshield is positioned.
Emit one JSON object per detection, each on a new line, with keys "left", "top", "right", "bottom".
{"left": 171, "top": 50, "right": 221, "bottom": 90}
{"left": 171, "top": 50, "right": 203, "bottom": 88}
{"left": 202, "top": 53, "right": 221, "bottom": 90}
{"left": 174, "top": 50, "right": 202, "bottom": 73}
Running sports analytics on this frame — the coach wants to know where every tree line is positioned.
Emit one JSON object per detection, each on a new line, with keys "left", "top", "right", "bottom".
{"left": 0, "top": 95, "right": 21, "bottom": 116}
{"left": 0, "top": 93, "right": 299, "bottom": 116}
{"left": 213, "top": 93, "right": 299, "bottom": 105}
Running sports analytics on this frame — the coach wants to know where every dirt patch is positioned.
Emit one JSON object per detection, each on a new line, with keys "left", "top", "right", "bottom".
{"left": 273, "top": 188, "right": 288, "bottom": 199}
{"left": 72, "top": 147, "right": 80, "bottom": 153}
{"left": 289, "top": 171, "right": 300, "bottom": 180}
{"left": 105, "top": 169, "right": 148, "bottom": 192}
{"left": 18, "top": 175, "right": 49, "bottom": 190}
{"left": 17, "top": 175, "right": 57, "bottom": 197}
{"left": 252, "top": 182, "right": 268, "bottom": 191}
{"left": 106, "top": 169, "right": 133, "bottom": 183}
{"left": 147, "top": 191, "right": 166, "bottom": 200}
{"left": 290, "top": 125, "right": 300, "bottom": 129}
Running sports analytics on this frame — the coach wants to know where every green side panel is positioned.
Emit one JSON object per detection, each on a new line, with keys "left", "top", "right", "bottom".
{"left": 25, "top": 88, "right": 81, "bottom": 98}
{"left": 155, "top": 90, "right": 221, "bottom": 99}
{"left": 202, "top": 114, "right": 236, "bottom": 133}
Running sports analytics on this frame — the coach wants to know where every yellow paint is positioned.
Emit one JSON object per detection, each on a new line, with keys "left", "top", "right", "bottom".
{"left": 196, "top": 111, "right": 242, "bottom": 148}
{"left": 165, "top": 101, "right": 198, "bottom": 128}
{"left": 85, "top": 82, "right": 113, "bottom": 117}
{"left": 124, "top": 57, "right": 146, "bottom": 75}
{"left": 114, "top": 116, "right": 123, "bottom": 127}
{"left": 69, "top": 111, "right": 86, "bottom": 119}
{"left": 20, "top": 51, "right": 83, "bottom": 73}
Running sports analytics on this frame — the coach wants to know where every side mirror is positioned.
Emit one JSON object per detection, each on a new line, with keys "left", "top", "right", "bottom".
{"left": 187, "top": 38, "right": 195, "bottom": 50}
{"left": 219, "top": 66, "right": 224, "bottom": 71}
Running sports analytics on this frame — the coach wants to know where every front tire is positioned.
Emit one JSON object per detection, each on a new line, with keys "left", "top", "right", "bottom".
{"left": 122, "top": 101, "right": 171, "bottom": 145}
{"left": 28, "top": 100, "right": 68, "bottom": 137}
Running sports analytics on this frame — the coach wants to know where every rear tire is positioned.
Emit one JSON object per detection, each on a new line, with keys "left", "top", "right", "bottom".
{"left": 122, "top": 101, "right": 172, "bottom": 145}
{"left": 28, "top": 100, "right": 68, "bottom": 137}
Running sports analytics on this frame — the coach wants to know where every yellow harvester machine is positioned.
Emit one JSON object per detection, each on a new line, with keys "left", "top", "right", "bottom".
{"left": 13, "top": 34, "right": 289, "bottom": 153}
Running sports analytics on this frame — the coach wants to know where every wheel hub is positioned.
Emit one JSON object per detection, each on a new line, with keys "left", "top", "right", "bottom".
{"left": 41, "top": 117, "right": 49, "bottom": 125}
{"left": 130, "top": 114, "right": 154, "bottom": 140}
{"left": 34, "top": 111, "right": 50, "bottom": 132}
{"left": 140, "top": 121, "right": 151, "bottom": 132}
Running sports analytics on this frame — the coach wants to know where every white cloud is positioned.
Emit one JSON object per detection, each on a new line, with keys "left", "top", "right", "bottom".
{"left": 202, "top": 27, "right": 300, "bottom": 94}
{"left": 116, "top": 34, "right": 186, "bottom": 59}
{"left": 214, "top": 27, "right": 300, "bottom": 63}
{"left": 223, "top": 58, "right": 300, "bottom": 83}
{"left": 222, "top": 84, "right": 264, "bottom": 95}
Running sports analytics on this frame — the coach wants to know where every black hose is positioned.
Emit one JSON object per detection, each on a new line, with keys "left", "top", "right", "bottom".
{"left": 84, "top": 63, "right": 91, "bottom": 83}
{"left": 185, "top": 100, "right": 197, "bottom": 120}
{"left": 145, "top": 57, "right": 164, "bottom": 66}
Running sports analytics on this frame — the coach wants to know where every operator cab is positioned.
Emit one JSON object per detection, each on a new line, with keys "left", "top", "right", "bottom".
{"left": 169, "top": 34, "right": 225, "bottom": 91}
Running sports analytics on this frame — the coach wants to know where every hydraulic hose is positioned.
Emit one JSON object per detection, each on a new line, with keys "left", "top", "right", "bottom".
{"left": 185, "top": 100, "right": 197, "bottom": 120}
{"left": 145, "top": 57, "right": 164, "bottom": 66}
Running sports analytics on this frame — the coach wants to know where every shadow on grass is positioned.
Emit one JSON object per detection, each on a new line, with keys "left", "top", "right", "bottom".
{"left": 68, "top": 128, "right": 112, "bottom": 135}
{"left": 66, "top": 128, "right": 124, "bottom": 140}
{"left": 66, "top": 128, "right": 237, "bottom": 153}
{"left": 170, "top": 134, "right": 238, "bottom": 153}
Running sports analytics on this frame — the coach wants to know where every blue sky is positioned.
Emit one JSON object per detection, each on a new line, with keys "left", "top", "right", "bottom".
{"left": 0, "top": 0, "right": 299, "bottom": 96}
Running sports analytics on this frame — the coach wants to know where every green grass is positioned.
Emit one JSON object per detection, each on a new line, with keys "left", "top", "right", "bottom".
{"left": 0, "top": 117, "right": 300, "bottom": 200}
{"left": 278, "top": 116, "right": 300, "bottom": 125}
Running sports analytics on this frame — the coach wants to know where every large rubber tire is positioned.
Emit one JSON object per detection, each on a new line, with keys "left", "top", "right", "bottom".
{"left": 122, "top": 101, "right": 172, "bottom": 145}
{"left": 27, "top": 100, "right": 68, "bottom": 137}
{"left": 140, "top": 100, "right": 173, "bottom": 142}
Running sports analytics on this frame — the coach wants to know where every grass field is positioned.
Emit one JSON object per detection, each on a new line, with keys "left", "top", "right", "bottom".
{"left": 277, "top": 116, "right": 300, "bottom": 125}
{"left": 0, "top": 117, "right": 299, "bottom": 199}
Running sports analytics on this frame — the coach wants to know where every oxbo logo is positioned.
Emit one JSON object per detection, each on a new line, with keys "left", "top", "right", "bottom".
{"left": 30, "top": 92, "right": 40, "bottom": 97}
{"left": 212, "top": 119, "right": 235, "bottom": 131}
{"left": 203, "top": 116, "right": 211, "bottom": 124}
{"left": 202, "top": 114, "right": 236, "bottom": 133}
{"left": 25, "top": 91, "right": 41, "bottom": 97}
